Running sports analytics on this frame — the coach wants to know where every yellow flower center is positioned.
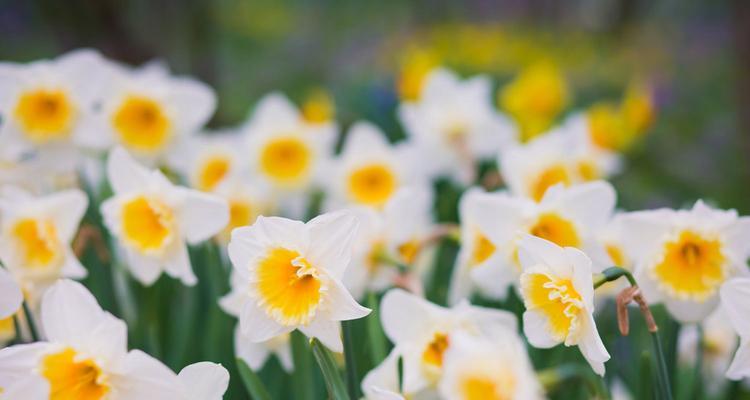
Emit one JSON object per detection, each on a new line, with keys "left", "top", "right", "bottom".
{"left": 347, "top": 164, "right": 397, "bottom": 207}
{"left": 259, "top": 137, "right": 312, "bottom": 185}
{"left": 397, "top": 239, "right": 421, "bottom": 265}
{"left": 301, "top": 90, "right": 334, "bottom": 124}
{"left": 587, "top": 103, "right": 626, "bottom": 151}
{"left": 576, "top": 160, "right": 599, "bottom": 181}
{"left": 522, "top": 273, "right": 583, "bottom": 341}
{"left": 606, "top": 243, "right": 626, "bottom": 267}
{"left": 422, "top": 332, "right": 450, "bottom": 368}
{"left": 530, "top": 164, "right": 571, "bottom": 202}
{"left": 121, "top": 196, "right": 174, "bottom": 253}
{"left": 256, "top": 248, "right": 322, "bottom": 326}
{"left": 218, "top": 199, "right": 254, "bottom": 243}
{"left": 41, "top": 348, "right": 109, "bottom": 400}
{"left": 112, "top": 95, "right": 171, "bottom": 153}
{"left": 461, "top": 375, "right": 515, "bottom": 400}
{"left": 470, "top": 232, "right": 496, "bottom": 267}
{"left": 197, "top": 156, "right": 231, "bottom": 192}
{"left": 14, "top": 89, "right": 76, "bottom": 143}
{"left": 11, "top": 218, "right": 63, "bottom": 269}
{"left": 529, "top": 213, "right": 580, "bottom": 248}
{"left": 0, "top": 316, "right": 15, "bottom": 343}
{"left": 652, "top": 230, "right": 726, "bottom": 300}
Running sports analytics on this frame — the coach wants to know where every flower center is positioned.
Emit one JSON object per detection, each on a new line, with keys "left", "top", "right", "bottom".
{"left": 528, "top": 213, "right": 580, "bottom": 248}
{"left": 470, "top": 232, "right": 496, "bottom": 267}
{"left": 256, "top": 248, "right": 323, "bottom": 326}
{"left": 652, "top": 230, "right": 726, "bottom": 300}
{"left": 461, "top": 375, "right": 515, "bottom": 400}
{"left": 606, "top": 243, "right": 626, "bottom": 267}
{"left": 121, "top": 196, "right": 174, "bottom": 253}
{"left": 112, "top": 95, "right": 171, "bottom": 153}
{"left": 422, "top": 332, "right": 450, "bottom": 368}
{"left": 14, "top": 89, "right": 76, "bottom": 142}
{"left": 197, "top": 156, "right": 231, "bottom": 192}
{"left": 259, "top": 137, "right": 312, "bottom": 184}
{"left": 347, "top": 163, "right": 397, "bottom": 207}
{"left": 11, "top": 218, "right": 63, "bottom": 269}
{"left": 522, "top": 273, "right": 583, "bottom": 341}
{"left": 41, "top": 348, "right": 109, "bottom": 400}
{"left": 530, "top": 164, "right": 571, "bottom": 202}
{"left": 397, "top": 239, "right": 420, "bottom": 265}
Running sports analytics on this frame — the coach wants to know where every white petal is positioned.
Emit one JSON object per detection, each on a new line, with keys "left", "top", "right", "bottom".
{"left": 239, "top": 300, "right": 292, "bottom": 342}
{"left": 557, "top": 181, "right": 616, "bottom": 229}
{"left": 125, "top": 249, "right": 164, "bottom": 286}
{"left": 275, "top": 342, "right": 294, "bottom": 372}
{"left": 40, "top": 279, "right": 105, "bottom": 343}
{"left": 118, "top": 349, "right": 183, "bottom": 398}
{"left": 59, "top": 249, "right": 88, "bottom": 279}
{"left": 0, "top": 342, "right": 50, "bottom": 388}
{"left": 342, "top": 121, "right": 389, "bottom": 154}
{"left": 0, "top": 268, "right": 22, "bottom": 319}
{"left": 218, "top": 288, "right": 246, "bottom": 317}
{"left": 522, "top": 310, "right": 560, "bottom": 349}
{"left": 456, "top": 302, "right": 518, "bottom": 333}
{"left": 362, "top": 348, "right": 401, "bottom": 398}
{"left": 177, "top": 188, "right": 229, "bottom": 244}
{"left": 565, "top": 247, "right": 595, "bottom": 310}
{"left": 518, "top": 234, "right": 569, "bottom": 276}
{"left": 178, "top": 362, "right": 229, "bottom": 400}
{"left": 721, "top": 278, "right": 750, "bottom": 337}
{"left": 380, "top": 289, "right": 439, "bottom": 345}
{"left": 82, "top": 312, "right": 128, "bottom": 365}
{"left": 323, "top": 278, "right": 371, "bottom": 321}
{"left": 665, "top": 296, "right": 718, "bottom": 324}
{"left": 577, "top": 312, "right": 610, "bottom": 376}
{"left": 234, "top": 325, "right": 270, "bottom": 370}
{"left": 306, "top": 210, "right": 359, "bottom": 280}
{"left": 726, "top": 217, "right": 750, "bottom": 261}
{"left": 469, "top": 260, "right": 518, "bottom": 301}
{"left": 299, "top": 318, "right": 342, "bottom": 353}
{"left": 107, "top": 147, "right": 152, "bottom": 194}
{"left": 43, "top": 189, "right": 88, "bottom": 242}
{"left": 727, "top": 339, "right": 750, "bottom": 380}
{"left": 169, "top": 77, "right": 217, "bottom": 131}
{"left": 163, "top": 242, "right": 196, "bottom": 286}
{"left": 1, "top": 374, "right": 49, "bottom": 399}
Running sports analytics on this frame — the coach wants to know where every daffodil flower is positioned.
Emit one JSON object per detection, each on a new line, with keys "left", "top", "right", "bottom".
{"left": 623, "top": 200, "right": 750, "bottom": 323}
{"left": 0, "top": 187, "right": 88, "bottom": 304}
{"left": 438, "top": 331, "right": 544, "bottom": 400}
{"left": 361, "top": 349, "right": 405, "bottom": 400}
{"left": 0, "top": 279, "right": 184, "bottom": 398}
{"left": 380, "top": 288, "right": 517, "bottom": 394}
{"left": 720, "top": 278, "right": 750, "bottom": 380}
{"left": 398, "top": 67, "right": 516, "bottom": 184}
{"left": 324, "top": 121, "right": 426, "bottom": 211}
{"left": 224, "top": 210, "right": 370, "bottom": 352}
{"left": 169, "top": 129, "right": 244, "bottom": 193}
{"left": 518, "top": 234, "right": 610, "bottom": 375}
{"left": 101, "top": 147, "right": 229, "bottom": 286}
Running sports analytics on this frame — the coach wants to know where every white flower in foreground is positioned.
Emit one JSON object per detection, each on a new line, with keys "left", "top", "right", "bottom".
{"left": 720, "top": 278, "right": 750, "bottom": 380}
{"left": 398, "top": 68, "right": 515, "bottom": 184}
{"left": 243, "top": 93, "right": 334, "bottom": 198}
{"left": 380, "top": 288, "right": 517, "bottom": 394}
{"left": 344, "top": 186, "right": 436, "bottom": 299}
{"left": 0, "top": 268, "right": 22, "bottom": 320}
{"left": 325, "top": 121, "right": 425, "bottom": 210}
{"left": 0, "top": 187, "right": 88, "bottom": 302}
{"left": 0, "top": 49, "right": 112, "bottom": 159}
{"left": 177, "top": 362, "right": 230, "bottom": 400}
{"left": 500, "top": 128, "right": 619, "bottom": 202}
{"left": 225, "top": 210, "right": 370, "bottom": 352}
{"left": 92, "top": 61, "right": 216, "bottom": 160}
{"left": 518, "top": 234, "right": 610, "bottom": 375}
{"left": 438, "top": 332, "right": 543, "bottom": 400}
{"left": 101, "top": 147, "right": 229, "bottom": 286}
{"left": 0, "top": 279, "right": 183, "bottom": 398}
{"left": 624, "top": 200, "right": 750, "bottom": 323}
{"left": 467, "top": 181, "right": 615, "bottom": 302}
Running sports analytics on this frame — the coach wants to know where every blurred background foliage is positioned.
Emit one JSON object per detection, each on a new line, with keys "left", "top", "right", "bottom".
{"left": 2, "top": 0, "right": 747, "bottom": 214}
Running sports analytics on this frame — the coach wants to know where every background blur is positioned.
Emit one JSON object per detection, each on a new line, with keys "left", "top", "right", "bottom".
{"left": 2, "top": 0, "right": 747, "bottom": 214}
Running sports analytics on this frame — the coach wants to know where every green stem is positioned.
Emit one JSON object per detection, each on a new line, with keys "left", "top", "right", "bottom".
{"left": 365, "top": 292, "right": 387, "bottom": 364}
{"left": 21, "top": 301, "right": 39, "bottom": 342}
{"left": 593, "top": 266, "right": 637, "bottom": 289}
{"left": 311, "top": 338, "right": 350, "bottom": 400}
{"left": 291, "top": 331, "right": 315, "bottom": 400}
{"left": 342, "top": 321, "right": 360, "bottom": 400}
{"left": 12, "top": 315, "right": 23, "bottom": 344}
{"left": 692, "top": 326, "right": 704, "bottom": 400}
{"left": 236, "top": 358, "right": 273, "bottom": 400}
{"left": 652, "top": 330, "right": 674, "bottom": 400}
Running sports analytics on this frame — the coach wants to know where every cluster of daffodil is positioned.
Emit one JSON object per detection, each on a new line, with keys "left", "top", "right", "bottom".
{"left": 0, "top": 48, "right": 747, "bottom": 400}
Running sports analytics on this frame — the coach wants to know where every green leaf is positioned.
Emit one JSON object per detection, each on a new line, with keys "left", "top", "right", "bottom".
{"left": 291, "top": 331, "right": 315, "bottom": 400}
{"left": 365, "top": 292, "right": 387, "bottom": 365}
{"left": 311, "top": 338, "right": 350, "bottom": 400}
{"left": 236, "top": 358, "right": 273, "bottom": 400}
{"left": 342, "top": 320, "right": 360, "bottom": 399}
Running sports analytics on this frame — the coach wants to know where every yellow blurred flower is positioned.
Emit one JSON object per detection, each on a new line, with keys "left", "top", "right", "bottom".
{"left": 302, "top": 88, "right": 335, "bottom": 124}
{"left": 396, "top": 47, "right": 438, "bottom": 101}
{"left": 499, "top": 61, "right": 570, "bottom": 141}
{"left": 586, "top": 82, "right": 656, "bottom": 152}
{"left": 621, "top": 80, "right": 655, "bottom": 136}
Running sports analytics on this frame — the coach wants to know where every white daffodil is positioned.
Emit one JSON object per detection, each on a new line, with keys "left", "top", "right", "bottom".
{"left": 0, "top": 279, "right": 183, "bottom": 398}
{"left": 517, "top": 234, "right": 610, "bottom": 375}
{"left": 720, "top": 278, "right": 750, "bottom": 380}
{"left": 500, "top": 128, "right": 619, "bottom": 202}
{"left": 0, "top": 187, "right": 88, "bottom": 304}
{"left": 438, "top": 331, "right": 544, "bottom": 400}
{"left": 212, "top": 177, "right": 275, "bottom": 245}
{"left": 623, "top": 200, "right": 750, "bottom": 323}
{"left": 344, "top": 186, "right": 436, "bottom": 300}
{"left": 678, "top": 308, "right": 737, "bottom": 392}
{"left": 467, "top": 181, "right": 616, "bottom": 302}
{"left": 0, "top": 49, "right": 112, "bottom": 160}
{"left": 398, "top": 67, "right": 515, "bottom": 184}
{"left": 220, "top": 269, "right": 293, "bottom": 372}
{"left": 242, "top": 92, "right": 335, "bottom": 214}
{"left": 177, "top": 362, "right": 230, "bottom": 400}
{"left": 169, "top": 129, "right": 244, "bottom": 193}
{"left": 361, "top": 349, "right": 406, "bottom": 400}
{"left": 101, "top": 147, "right": 229, "bottom": 286}
{"left": 91, "top": 61, "right": 216, "bottom": 160}
{"left": 449, "top": 188, "right": 526, "bottom": 304}
{"left": 380, "top": 288, "right": 517, "bottom": 394}
{"left": 591, "top": 212, "right": 638, "bottom": 300}
{"left": 224, "top": 210, "right": 370, "bottom": 352}
{"left": 324, "top": 121, "right": 425, "bottom": 210}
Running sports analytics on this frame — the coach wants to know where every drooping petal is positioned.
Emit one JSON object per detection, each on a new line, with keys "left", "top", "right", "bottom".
{"left": 125, "top": 249, "right": 164, "bottom": 286}
{"left": 299, "top": 318, "right": 342, "bottom": 353}
{"left": 306, "top": 210, "right": 359, "bottom": 280}
{"left": 323, "top": 278, "right": 371, "bottom": 322}
{"left": 43, "top": 189, "right": 88, "bottom": 242}
{"left": 118, "top": 349, "right": 183, "bottom": 398}
{"left": 106, "top": 147, "right": 152, "bottom": 194}
{"left": 163, "top": 242, "right": 197, "bottom": 286}
{"left": 177, "top": 188, "right": 229, "bottom": 244}
{"left": 727, "top": 339, "right": 750, "bottom": 380}
{"left": 178, "top": 362, "right": 229, "bottom": 400}
{"left": 239, "top": 300, "right": 293, "bottom": 342}
{"left": 720, "top": 278, "right": 750, "bottom": 337}
{"left": 234, "top": 326, "right": 270, "bottom": 371}
{"left": 577, "top": 312, "right": 610, "bottom": 376}
{"left": 40, "top": 279, "right": 105, "bottom": 343}
{"left": 522, "top": 310, "right": 560, "bottom": 349}
{"left": 380, "top": 289, "right": 438, "bottom": 345}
